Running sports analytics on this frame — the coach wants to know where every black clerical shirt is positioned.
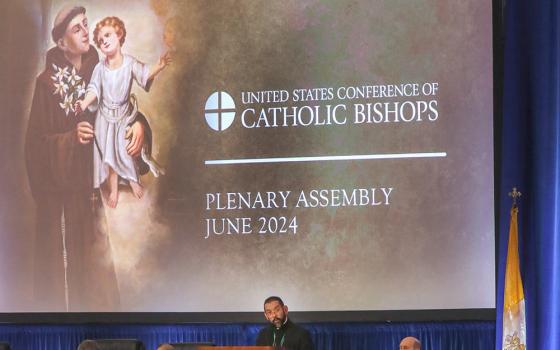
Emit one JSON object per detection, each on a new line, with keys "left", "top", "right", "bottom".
{"left": 256, "top": 318, "right": 314, "bottom": 350}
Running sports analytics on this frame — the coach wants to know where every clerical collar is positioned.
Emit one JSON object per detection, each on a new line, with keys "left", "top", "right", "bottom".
{"left": 275, "top": 317, "right": 289, "bottom": 329}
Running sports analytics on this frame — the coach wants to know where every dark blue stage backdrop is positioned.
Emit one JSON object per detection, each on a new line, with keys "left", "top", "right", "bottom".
{"left": 0, "top": 322, "right": 494, "bottom": 350}
{"left": 497, "top": 0, "right": 560, "bottom": 349}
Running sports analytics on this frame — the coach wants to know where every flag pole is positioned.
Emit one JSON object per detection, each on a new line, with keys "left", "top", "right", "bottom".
{"left": 508, "top": 187, "right": 521, "bottom": 208}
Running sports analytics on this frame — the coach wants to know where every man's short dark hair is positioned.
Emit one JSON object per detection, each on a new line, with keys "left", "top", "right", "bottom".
{"left": 51, "top": 6, "right": 86, "bottom": 43}
{"left": 264, "top": 296, "right": 284, "bottom": 307}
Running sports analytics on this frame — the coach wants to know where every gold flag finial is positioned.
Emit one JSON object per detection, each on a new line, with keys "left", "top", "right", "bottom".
{"left": 508, "top": 187, "right": 522, "bottom": 207}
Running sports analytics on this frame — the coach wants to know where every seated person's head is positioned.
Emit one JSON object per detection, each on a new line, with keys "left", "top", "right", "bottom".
{"left": 399, "top": 336, "right": 421, "bottom": 350}
{"left": 157, "top": 344, "right": 175, "bottom": 350}
{"left": 77, "top": 340, "right": 100, "bottom": 350}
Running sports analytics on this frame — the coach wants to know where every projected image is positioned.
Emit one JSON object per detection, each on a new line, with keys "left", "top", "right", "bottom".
{"left": 0, "top": 0, "right": 494, "bottom": 312}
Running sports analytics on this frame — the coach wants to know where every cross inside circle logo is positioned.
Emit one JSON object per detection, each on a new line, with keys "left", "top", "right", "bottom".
{"left": 204, "top": 91, "right": 236, "bottom": 131}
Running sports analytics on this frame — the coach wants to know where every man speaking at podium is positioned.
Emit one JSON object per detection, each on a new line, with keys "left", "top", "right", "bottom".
{"left": 256, "top": 296, "right": 314, "bottom": 350}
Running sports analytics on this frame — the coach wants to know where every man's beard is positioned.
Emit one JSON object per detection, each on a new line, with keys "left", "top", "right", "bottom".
{"left": 271, "top": 315, "right": 286, "bottom": 328}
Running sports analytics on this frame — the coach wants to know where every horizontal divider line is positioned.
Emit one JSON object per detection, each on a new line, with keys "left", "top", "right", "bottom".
{"left": 205, "top": 152, "right": 447, "bottom": 165}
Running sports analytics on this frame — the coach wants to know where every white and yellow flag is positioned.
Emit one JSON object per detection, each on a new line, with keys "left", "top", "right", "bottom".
{"left": 502, "top": 206, "right": 526, "bottom": 350}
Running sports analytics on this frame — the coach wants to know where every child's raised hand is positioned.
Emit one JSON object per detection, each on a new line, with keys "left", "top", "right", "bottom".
{"left": 157, "top": 51, "right": 172, "bottom": 71}
{"left": 148, "top": 52, "right": 173, "bottom": 81}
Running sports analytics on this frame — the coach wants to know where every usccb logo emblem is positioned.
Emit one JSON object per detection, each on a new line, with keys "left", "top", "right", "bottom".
{"left": 204, "top": 91, "right": 236, "bottom": 131}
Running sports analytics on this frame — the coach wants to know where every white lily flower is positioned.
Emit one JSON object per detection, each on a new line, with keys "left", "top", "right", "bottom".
{"left": 59, "top": 94, "right": 74, "bottom": 116}
{"left": 52, "top": 65, "right": 69, "bottom": 82}
{"left": 75, "top": 82, "right": 86, "bottom": 98}
{"left": 68, "top": 67, "right": 82, "bottom": 86}
{"left": 53, "top": 81, "right": 69, "bottom": 97}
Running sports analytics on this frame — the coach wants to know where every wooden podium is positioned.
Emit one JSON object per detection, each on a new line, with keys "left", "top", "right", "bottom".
{"left": 197, "top": 347, "right": 274, "bottom": 350}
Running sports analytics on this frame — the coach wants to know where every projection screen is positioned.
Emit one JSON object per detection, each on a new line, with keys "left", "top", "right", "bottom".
{"left": 0, "top": 0, "right": 494, "bottom": 315}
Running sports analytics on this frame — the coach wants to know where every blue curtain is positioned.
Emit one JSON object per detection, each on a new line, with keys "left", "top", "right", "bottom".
{"left": 0, "top": 322, "right": 494, "bottom": 350}
{"left": 497, "top": 0, "right": 560, "bottom": 349}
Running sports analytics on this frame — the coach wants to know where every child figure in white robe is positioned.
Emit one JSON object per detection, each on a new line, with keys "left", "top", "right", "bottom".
{"left": 76, "top": 16, "right": 170, "bottom": 208}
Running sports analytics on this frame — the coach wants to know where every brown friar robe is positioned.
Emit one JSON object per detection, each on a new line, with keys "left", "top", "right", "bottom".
{"left": 25, "top": 46, "right": 120, "bottom": 311}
